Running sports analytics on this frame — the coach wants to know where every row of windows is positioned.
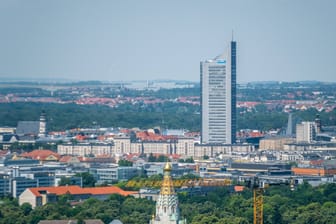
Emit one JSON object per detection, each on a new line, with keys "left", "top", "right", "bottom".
{"left": 209, "top": 111, "right": 227, "bottom": 114}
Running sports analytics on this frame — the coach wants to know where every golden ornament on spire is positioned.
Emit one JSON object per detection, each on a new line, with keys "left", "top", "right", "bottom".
{"left": 161, "top": 162, "right": 175, "bottom": 195}
{"left": 164, "top": 162, "right": 172, "bottom": 172}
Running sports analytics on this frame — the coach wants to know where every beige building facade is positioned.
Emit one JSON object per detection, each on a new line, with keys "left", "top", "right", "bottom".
{"left": 57, "top": 137, "right": 254, "bottom": 158}
{"left": 259, "top": 137, "right": 295, "bottom": 150}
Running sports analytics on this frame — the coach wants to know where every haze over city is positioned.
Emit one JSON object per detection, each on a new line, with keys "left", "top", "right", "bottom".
{"left": 0, "top": 0, "right": 335, "bottom": 83}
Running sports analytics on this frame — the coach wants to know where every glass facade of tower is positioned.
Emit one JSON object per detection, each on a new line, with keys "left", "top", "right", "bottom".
{"left": 201, "top": 41, "right": 236, "bottom": 144}
{"left": 230, "top": 41, "right": 237, "bottom": 144}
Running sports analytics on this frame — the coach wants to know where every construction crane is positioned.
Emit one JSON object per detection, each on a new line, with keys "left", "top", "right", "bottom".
{"left": 247, "top": 176, "right": 295, "bottom": 224}
{"left": 250, "top": 177, "right": 264, "bottom": 224}
{"left": 125, "top": 178, "right": 232, "bottom": 188}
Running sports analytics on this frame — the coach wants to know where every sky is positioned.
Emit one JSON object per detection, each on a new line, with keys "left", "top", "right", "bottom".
{"left": 0, "top": 0, "right": 335, "bottom": 83}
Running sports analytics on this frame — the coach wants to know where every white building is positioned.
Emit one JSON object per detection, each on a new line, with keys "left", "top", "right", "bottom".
{"left": 296, "top": 122, "right": 317, "bottom": 143}
{"left": 38, "top": 111, "right": 47, "bottom": 137}
{"left": 57, "top": 140, "right": 253, "bottom": 159}
{"left": 201, "top": 41, "right": 236, "bottom": 144}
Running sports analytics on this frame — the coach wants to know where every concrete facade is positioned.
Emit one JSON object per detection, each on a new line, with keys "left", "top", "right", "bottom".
{"left": 58, "top": 139, "right": 254, "bottom": 159}
{"left": 259, "top": 137, "right": 295, "bottom": 150}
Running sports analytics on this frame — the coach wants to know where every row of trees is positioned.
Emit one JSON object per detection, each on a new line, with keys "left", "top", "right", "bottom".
{"left": 1, "top": 102, "right": 336, "bottom": 132}
{"left": 1, "top": 182, "right": 336, "bottom": 223}
{"left": 0, "top": 102, "right": 200, "bottom": 131}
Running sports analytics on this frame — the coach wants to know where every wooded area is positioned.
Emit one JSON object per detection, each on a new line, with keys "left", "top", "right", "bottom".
{"left": 1, "top": 102, "right": 336, "bottom": 132}
{"left": 1, "top": 182, "right": 336, "bottom": 224}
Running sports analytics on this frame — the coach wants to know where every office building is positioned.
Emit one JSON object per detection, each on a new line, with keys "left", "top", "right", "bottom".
{"left": 296, "top": 122, "right": 317, "bottom": 143}
{"left": 0, "top": 174, "right": 10, "bottom": 196}
{"left": 12, "top": 177, "right": 38, "bottom": 198}
{"left": 95, "top": 166, "right": 138, "bottom": 184}
{"left": 201, "top": 41, "right": 236, "bottom": 144}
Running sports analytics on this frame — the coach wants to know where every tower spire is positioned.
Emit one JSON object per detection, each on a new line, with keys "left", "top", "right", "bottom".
{"left": 150, "top": 162, "right": 186, "bottom": 224}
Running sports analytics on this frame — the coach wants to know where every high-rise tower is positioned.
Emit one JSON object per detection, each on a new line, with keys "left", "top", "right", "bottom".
{"left": 38, "top": 110, "right": 47, "bottom": 137}
{"left": 150, "top": 163, "right": 186, "bottom": 224}
{"left": 286, "top": 113, "right": 293, "bottom": 136}
{"left": 201, "top": 41, "right": 236, "bottom": 144}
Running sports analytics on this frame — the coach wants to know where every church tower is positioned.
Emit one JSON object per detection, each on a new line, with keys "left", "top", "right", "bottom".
{"left": 150, "top": 163, "right": 186, "bottom": 224}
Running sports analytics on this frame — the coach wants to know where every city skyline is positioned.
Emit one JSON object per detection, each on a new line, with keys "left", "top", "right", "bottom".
{"left": 0, "top": 0, "right": 335, "bottom": 83}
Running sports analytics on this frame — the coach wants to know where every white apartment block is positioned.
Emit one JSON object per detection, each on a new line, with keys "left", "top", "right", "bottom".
{"left": 296, "top": 121, "right": 317, "bottom": 143}
{"left": 57, "top": 137, "right": 254, "bottom": 159}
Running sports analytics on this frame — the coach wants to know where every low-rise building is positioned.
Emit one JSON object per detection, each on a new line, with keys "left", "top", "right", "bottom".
{"left": 283, "top": 142, "right": 336, "bottom": 151}
{"left": 259, "top": 137, "right": 295, "bottom": 150}
{"left": 95, "top": 166, "right": 139, "bottom": 184}
{"left": 194, "top": 143, "right": 254, "bottom": 158}
{"left": 144, "top": 163, "right": 193, "bottom": 177}
{"left": 292, "top": 167, "right": 336, "bottom": 176}
{"left": 227, "top": 162, "right": 291, "bottom": 174}
{"left": 19, "top": 185, "right": 137, "bottom": 208}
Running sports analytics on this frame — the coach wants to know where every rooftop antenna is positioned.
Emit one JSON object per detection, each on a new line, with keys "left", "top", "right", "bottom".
{"left": 231, "top": 29, "right": 234, "bottom": 41}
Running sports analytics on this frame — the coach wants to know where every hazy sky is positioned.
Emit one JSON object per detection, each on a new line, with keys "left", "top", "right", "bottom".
{"left": 0, "top": 0, "right": 335, "bottom": 83}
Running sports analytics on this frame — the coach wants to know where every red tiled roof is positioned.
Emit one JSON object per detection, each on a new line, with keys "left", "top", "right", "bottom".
{"left": 136, "top": 131, "right": 177, "bottom": 141}
{"left": 120, "top": 129, "right": 130, "bottom": 134}
{"left": 249, "top": 132, "right": 264, "bottom": 137}
{"left": 97, "top": 135, "right": 106, "bottom": 141}
{"left": 234, "top": 185, "right": 245, "bottom": 192}
{"left": 21, "top": 149, "right": 60, "bottom": 161}
{"left": 310, "top": 160, "right": 324, "bottom": 166}
{"left": 0, "top": 150, "right": 9, "bottom": 157}
{"left": 125, "top": 153, "right": 141, "bottom": 160}
{"left": 59, "top": 156, "right": 80, "bottom": 163}
{"left": 29, "top": 186, "right": 82, "bottom": 197}
{"left": 95, "top": 154, "right": 112, "bottom": 158}
{"left": 81, "top": 186, "right": 136, "bottom": 196}
{"left": 169, "top": 154, "right": 181, "bottom": 159}
{"left": 75, "top": 135, "right": 87, "bottom": 141}
{"left": 59, "top": 156, "right": 72, "bottom": 162}
{"left": 28, "top": 185, "right": 137, "bottom": 197}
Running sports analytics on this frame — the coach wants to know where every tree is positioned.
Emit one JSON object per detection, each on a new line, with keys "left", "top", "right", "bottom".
{"left": 292, "top": 203, "right": 323, "bottom": 224}
{"left": 192, "top": 214, "right": 219, "bottom": 224}
{"left": 179, "top": 157, "right": 194, "bottom": 163}
{"left": 218, "top": 217, "right": 249, "bottom": 224}
{"left": 58, "top": 177, "right": 72, "bottom": 186}
{"left": 185, "top": 157, "right": 194, "bottom": 163}
{"left": 157, "top": 155, "right": 167, "bottom": 162}
{"left": 148, "top": 153, "right": 156, "bottom": 162}
{"left": 118, "top": 159, "right": 133, "bottom": 167}
{"left": 75, "top": 172, "right": 96, "bottom": 187}
{"left": 203, "top": 155, "right": 209, "bottom": 160}
{"left": 20, "top": 203, "right": 32, "bottom": 216}
{"left": 320, "top": 201, "right": 336, "bottom": 223}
